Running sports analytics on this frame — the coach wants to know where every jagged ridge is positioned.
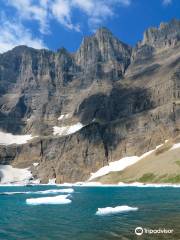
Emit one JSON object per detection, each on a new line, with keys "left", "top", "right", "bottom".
{"left": 0, "top": 19, "right": 179, "bottom": 183}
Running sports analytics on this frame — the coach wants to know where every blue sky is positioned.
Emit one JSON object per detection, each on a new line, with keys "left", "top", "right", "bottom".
{"left": 0, "top": 0, "right": 179, "bottom": 53}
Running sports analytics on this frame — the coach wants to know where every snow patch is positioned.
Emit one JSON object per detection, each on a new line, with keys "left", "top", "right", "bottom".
{"left": 0, "top": 165, "right": 32, "bottom": 184}
{"left": 48, "top": 178, "right": 56, "bottom": 185}
{"left": 0, "top": 131, "right": 35, "bottom": 145}
{"left": 89, "top": 144, "right": 164, "bottom": 181}
{"left": 58, "top": 113, "right": 71, "bottom": 121}
{"left": 30, "top": 179, "right": 40, "bottom": 184}
{"left": 53, "top": 122, "right": 84, "bottom": 136}
{"left": 26, "top": 195, "right": 71, "bottom": 205}
{"left": 33, "top": 163, "right": 39, "bottom": 167}
{"left": 170, "top": 143, "right": 180, "bottom": 150}
{"left": 58, "top": 114, "right": 64, "bottom": 120}
{"left": 89, "top": 156, "right": 139, "bottom": 181}
{"left": 64, "top": 114, "right": 70, "bottom": 119}
{"left": 96, "top": 206, "right": 138, "bottom": 216}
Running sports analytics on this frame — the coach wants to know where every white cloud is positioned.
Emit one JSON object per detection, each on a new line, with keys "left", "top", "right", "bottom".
{"left": 6, "top": 0, "right": 49, "bottom": 34}
{"left": 72, "top": 0, "right": 113, "bottom": 30}
{"left": 51, "top": 0, "right": 80, "bottom": 31}
{"left": 0, "top": 0, "right": 131, "bottom": 52}
{"left": 162, "top": 0, "right": 172, "bottom": 6}
{"left": 4, "top": 0, "right": 131, "bottom": 33}
{"left": 51, "top": 0, "right": 131, "bottom": 31}
{"left": 0, "top": 15, "right": 46, "bottom": 53}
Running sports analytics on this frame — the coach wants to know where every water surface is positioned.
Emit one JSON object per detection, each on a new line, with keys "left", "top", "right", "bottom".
{"left": 0, "top": 185, "right": 180, "bottom": 240}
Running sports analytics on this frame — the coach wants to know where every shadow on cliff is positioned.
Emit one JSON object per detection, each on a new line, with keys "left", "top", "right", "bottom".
{"left": 75, "top": 84, "right": 155, "bottom": 152}
{"left": 0, "top": 95, "right": 28, "bottom": 134}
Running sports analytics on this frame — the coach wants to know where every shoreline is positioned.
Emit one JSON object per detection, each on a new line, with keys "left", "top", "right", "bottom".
{"left": 1, "top": 181, "right": 180, "bottom": 188}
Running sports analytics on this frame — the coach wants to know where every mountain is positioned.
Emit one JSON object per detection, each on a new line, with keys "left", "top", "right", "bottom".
{"left": 0, "top": 19, "right": 179, "bottom": 183}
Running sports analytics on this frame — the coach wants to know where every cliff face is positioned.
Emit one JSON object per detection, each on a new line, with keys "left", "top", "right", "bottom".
{"left": 75, "top": 28, "right": 131, "bottom": 82}
{"left": 0, "top": 20, "right": 179, "bottom": 183}
{"left": 141, "top": 19, "right": 180, "bottom": 49}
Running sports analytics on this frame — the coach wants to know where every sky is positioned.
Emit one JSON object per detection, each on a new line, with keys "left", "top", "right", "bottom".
{"left": 0, "top": 0, "right": 179, "bottom": 53}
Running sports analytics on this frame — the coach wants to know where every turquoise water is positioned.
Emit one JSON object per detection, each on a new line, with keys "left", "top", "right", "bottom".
{"left": 0, "top": 186, "right": 180, "bottom": 240}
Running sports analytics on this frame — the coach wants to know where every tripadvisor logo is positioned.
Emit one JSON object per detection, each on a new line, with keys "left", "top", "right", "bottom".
{"left": 135, "top": 227, "right": 143, "bottom": 236}
{"left": 135, "top": 227, "right": 173, "bottom": 236}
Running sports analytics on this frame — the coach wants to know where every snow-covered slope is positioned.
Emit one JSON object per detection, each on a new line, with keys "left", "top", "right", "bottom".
{"left": 0, "top": 165, "right": 32, "bottom": 184}
{"left": 53, "top": 122, "right": 84, "bottom": 136}
{"left": 0, "top": 131, "right": 35, "bottom": 145}
{"left": 88, "top": 143, "right": 165, "bottom": 181}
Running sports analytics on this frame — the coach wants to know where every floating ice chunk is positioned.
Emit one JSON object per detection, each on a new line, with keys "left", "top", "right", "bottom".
{"left": 53, "top": 122, "right": 84, "bottom": 136}
{"left": 96, "top": 205, "right": 138, "bottom": 216}
{"left": 26, "top": 195, "right": 71, "bottom": 205}
{"left": 0, "top": 188, "right": 74, "bottom": 195}
{"left": 36, "top": 188, "right": 74, "bottom": 194}
{"left": 0, "top": 191, "right": 26, "bottom": 195}
{"left": 0, "top": 131, "right": 35, "bottom": 145}
{"left": 0, "top": 165, "right": 32, "bottom": 184}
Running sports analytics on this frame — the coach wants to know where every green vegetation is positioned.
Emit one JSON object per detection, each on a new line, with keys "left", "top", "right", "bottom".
{"left": 138, "top": 173, "right": 180, "bottom": 183}
{"left": 163, "top": 175, "right": 180, "bottom": 183}
{"left": 138, "top": 173, "right": 156, "bottom": 182}
{"left": 155, "top": 174, "right": 168, "bottom": 182}
{"left": 175, "top": 160, "right": 180, "bottom": 167}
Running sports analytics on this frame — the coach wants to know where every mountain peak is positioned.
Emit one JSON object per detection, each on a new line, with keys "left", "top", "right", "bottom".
{"left": 95, "top": 27, "right": 113, "bottom": 36}
{"left": 75, "top": 27, "right": 131, "bottom": 81}
{"left": 141, "top": 18, "right": 180, "bottom": 48}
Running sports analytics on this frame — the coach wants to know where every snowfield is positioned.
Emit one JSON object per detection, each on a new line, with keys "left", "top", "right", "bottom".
{"left": 53, "top": 122, "right": 84, "bottom": 136}
{"left": 33, "top": 163, "right": 39, "bottom": 167}
{"left": 48, "top": 178, "right": 56, "bottom": 185}
{"left": 88, "top": 142, "right": 179, "bottom": 181}
{"left": 0, "top": 165, "right": 32, "bottom": 184}
{"left": 170, "top": 142, "right": 180, "bottom": 150}
{"left": 58, "top": 113, "right": 71, "bottom": 121}
{"left": 0, "top": 131, "right": 35, "bottom": 145}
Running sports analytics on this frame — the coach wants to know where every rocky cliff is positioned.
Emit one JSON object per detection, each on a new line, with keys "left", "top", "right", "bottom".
{"left": 0, "top": 19, "right": 179, "bottom": 183}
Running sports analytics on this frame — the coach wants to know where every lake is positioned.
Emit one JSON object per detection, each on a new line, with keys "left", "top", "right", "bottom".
{"left": 0, "top": 185, "right": 180, "bottom": 239}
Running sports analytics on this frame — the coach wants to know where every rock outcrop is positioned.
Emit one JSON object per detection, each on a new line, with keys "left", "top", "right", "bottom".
{"left": 0, "top": 20, "right": 179, "bottom": 183}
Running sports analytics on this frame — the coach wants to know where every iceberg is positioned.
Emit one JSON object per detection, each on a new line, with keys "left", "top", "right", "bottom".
{"left": 26, "top": 195, "right": 71, "bottom": 205}
{"left": 96, "top": 205, "right": 138, "bottom": 216}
